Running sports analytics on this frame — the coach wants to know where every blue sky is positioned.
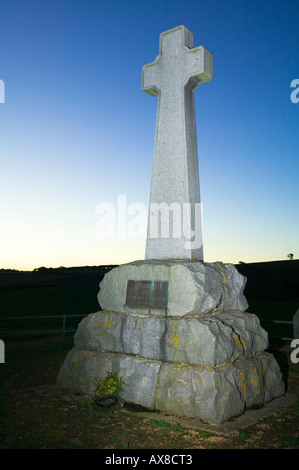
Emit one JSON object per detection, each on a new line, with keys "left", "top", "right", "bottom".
{"left": 0, "top": 0, "right": 298, "bottom": 270}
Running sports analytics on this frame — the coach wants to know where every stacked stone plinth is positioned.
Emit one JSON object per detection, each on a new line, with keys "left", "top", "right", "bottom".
{"left": 57, "top": 260, "right": 285, "bottom": 424}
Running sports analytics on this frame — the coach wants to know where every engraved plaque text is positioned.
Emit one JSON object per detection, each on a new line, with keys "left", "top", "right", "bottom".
{"left": 126, "top": 280, "right": 168, "bottom": 309}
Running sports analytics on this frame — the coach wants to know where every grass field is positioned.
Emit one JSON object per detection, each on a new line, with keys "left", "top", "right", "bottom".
{"left": 0, "top": 336, "right": 298, "bottom": 449}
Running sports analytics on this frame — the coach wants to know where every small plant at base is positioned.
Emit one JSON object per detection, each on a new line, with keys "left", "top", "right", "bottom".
{"left": 94, "top": 371, "right": 124, "bottom": 398}
{"left": 90, "top": 371, "right": 125, "bottom": 417}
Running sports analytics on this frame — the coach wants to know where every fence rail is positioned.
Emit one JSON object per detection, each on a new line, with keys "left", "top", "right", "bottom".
{"left": 0, "top": 314, "right": 87, "bottom": 339}
{"left": 259, "top": 319, "right": 294, "bottom": 342}
{"left": 0, "top": 314, "right": 295, "bottom": 342}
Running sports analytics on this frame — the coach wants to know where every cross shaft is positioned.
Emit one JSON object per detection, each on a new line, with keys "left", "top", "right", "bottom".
{"left": 142, "top": 25, "right": 213, "bottom": 260}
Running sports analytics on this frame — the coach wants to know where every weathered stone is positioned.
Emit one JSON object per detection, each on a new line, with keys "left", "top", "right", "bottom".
{"left": 155, "top": 351, "right": 285, "bottom": 423}
{"left": 155, "top": 362, "right": 244, "bottom": 423}
{"left": 57, "top": 349, "right": 285, "bottom": 424}
{"left": 74, "top": 310, "right": 268, "bottom": 367}
{"left": 113, "top": 355, "right": 161, "bottom": 409}
{"left": 56, "top": 348, "right": 114, "bottom": 396}
{"left": 75, "top": 311, "right": 140, "bottom": 355}
{"left": 97, "top": 260, "right": 248, "bottom": 316}
{"left": 57, "top": 348, "right": 161, "bottom": 409}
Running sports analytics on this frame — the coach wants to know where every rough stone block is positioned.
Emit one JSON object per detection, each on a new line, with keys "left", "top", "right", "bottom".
{"left": 97, "top": 260, "right": 248, "bottom": 316}
{"left": 113, "top": 355, "right": 161, "bottom": 409}
{"left": 74, "top": 310, "right": 268, "bottom": 367}
{"left": 155, "top": 351, "right": 285, "bottom": 423}
{"left": 57, "top": 349, "right": 285, "bottom": 424}
{"left": 57, "top": 348, "right": 161, "bottom": 409}
{"left": 75, "top": 311, "right": 141, "bottom": 355}
{"left": 155, "top": 362, "right": 244, "bottom": 423}
{"left": 56, "top": 348, "right": 114, "bottom": 395}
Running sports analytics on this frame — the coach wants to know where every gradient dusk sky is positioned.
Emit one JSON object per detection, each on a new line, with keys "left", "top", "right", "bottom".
{"left": 0, "top": 0, "right": 298, "bottom": 270}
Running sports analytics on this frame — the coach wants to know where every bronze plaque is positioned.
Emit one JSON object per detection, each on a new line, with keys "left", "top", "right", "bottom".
{"left": 126, "top": 280, "right": 169, "bottom": 309}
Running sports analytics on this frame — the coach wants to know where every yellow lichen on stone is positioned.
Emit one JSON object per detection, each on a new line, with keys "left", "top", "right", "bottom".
{"left": 217, "top": 263, "right": 227, "bottom": 284}
{"left": 173, "top": 335, "right": 180, "bottom": 348}
{"left": 232, "top": 328, "right": 247, "bottom": 355}
{"left": 74, "top": 350, "right": 84, "bottom": 368}
{"left": 240, "top": 370, "right": 247, "bottom": 398}
{"left": 262, "top": 361, "right": 268, "bottom": 381}
{"left": 250, "top": 365, "right": 258, "bottom": 386}
{"left": 177, "top": 363, "right": 188, "bottom": 370}
{"left": 102, "top": 319, "right": 113, "bottom": 328}
{"left": 232, "top": 334, "right": 242, "bottom": 348}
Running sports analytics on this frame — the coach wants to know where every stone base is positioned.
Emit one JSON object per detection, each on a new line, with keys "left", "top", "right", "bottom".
{"left": 57, "top": 348, "right": 285, "bottom": 424}
{"left": 56, "top": 259, "right": 285, "bottom": 424}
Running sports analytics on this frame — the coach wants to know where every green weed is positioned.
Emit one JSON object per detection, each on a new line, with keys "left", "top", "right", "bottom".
{"left": 150, "top": 419, "right": 182, "bottom": 431}
{"left": 238, "top": 429, "right": 251, "bottom": 440}
{"left": 108, "top": 438, "right": 118, "bottom": 446}
{"left": 273, "top": 420, "right": 286, "bottom": 429}
{"left": 168, "top": 439, "right": 180, "bottom": 449}
{"left": 199, "top": 430, "right": 214, "bottom": 438}
{"left": 278, "top": 435, "right": 299, "bottom": 448}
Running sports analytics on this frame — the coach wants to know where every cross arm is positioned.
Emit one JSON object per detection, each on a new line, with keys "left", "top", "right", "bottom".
{"left": 142, "top": 61, "right": 160, "bottom": 97}
{"left": 186, "top": 46, "right": 213, "bottom": 90}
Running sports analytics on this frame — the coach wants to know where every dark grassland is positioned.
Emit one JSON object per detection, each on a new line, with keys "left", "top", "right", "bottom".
{"left": 0, "top": 260, "right": 298, "bottom": 449}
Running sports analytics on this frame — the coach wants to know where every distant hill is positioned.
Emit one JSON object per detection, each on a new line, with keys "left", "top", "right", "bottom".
{"left": 1, "top": 260, "right": 298, "bottom": 302}
{"left": 0, "top": 265, "right": 117, "bottom": 289}
{"left": 235, "top": 259, "right": 299, "bottom": 301}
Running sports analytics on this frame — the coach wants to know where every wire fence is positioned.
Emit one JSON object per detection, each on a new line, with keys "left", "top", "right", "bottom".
{"left": 0, "top": 314, "right": 295, "bottom": 342}
{"left": 0, "top": 314, "right": 87, "bottom": 340}
{"left": 259, "top": 319, "right": 294, "bottom": 342}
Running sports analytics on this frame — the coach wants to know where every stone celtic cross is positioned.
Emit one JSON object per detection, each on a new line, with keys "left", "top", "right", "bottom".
{"left": 142, "top": 25, "right": 213, "bottom": 260}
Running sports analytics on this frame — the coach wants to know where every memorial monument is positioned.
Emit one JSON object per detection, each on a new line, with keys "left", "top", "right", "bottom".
{"left": 57, "top": 26, "right": 285, "bottom": 424}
